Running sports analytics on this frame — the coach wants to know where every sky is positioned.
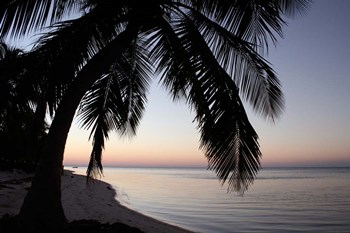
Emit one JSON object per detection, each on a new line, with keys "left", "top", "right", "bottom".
{"left": 9, "top": 0, "right": 350, "bottom": 168}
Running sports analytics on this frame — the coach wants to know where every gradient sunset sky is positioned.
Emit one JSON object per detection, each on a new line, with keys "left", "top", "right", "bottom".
{"left": 11, "top": 0, "right": 350, "bottom": 167}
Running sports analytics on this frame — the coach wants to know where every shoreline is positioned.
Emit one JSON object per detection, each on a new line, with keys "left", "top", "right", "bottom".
{"left": 0, "top": 169, "right": 196, "bottom": 233}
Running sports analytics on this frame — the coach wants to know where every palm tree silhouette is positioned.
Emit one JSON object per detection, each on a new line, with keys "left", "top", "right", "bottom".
{"left": 1, "top": 0, "right": 311, "bottom": 229}
{"left": 0, "top": 42, "right": 47, "bottom": 171}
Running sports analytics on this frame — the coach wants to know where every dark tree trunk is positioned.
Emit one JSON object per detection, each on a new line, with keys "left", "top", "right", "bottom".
{"left": 18, "top": 23, "right": 140, "bottom": 229}
{"left": 18, "top": 96, "right": 77, "bottom": 229}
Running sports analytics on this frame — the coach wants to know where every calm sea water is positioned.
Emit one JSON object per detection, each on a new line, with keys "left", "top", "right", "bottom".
{"left": 71, "top": 167, "right": 350, "bottom": 233}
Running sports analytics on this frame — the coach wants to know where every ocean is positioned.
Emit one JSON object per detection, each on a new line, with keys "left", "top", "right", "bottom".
{"left": 71, "top": 167, "right": 350, "bottom": 233}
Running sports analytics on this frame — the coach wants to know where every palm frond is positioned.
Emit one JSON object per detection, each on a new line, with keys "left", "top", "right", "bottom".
{"left": 178, "top": 0, "right": 311, "bottom": 54}
{"left": 148, "top": 12, "right": 260, "bottom": 193}
{"left": 174, "top": 0, "right": 277, "bottom": 53}
{"left": 235, "top": 0, "right": 284, "bottom": 51}
{"left": 279, "top": 0, "right": 312, "bottom": 18}
{"left": 147, "top": 16, "right": 195, "bottom": 102}
{"left": 78, "top": 37, "right": 152, "bottom": 180}
{"left": 178, "top": 16, "right": 262, "bottom": 193}
{"left": 78, "top": 74, "right": 116, "bottom": 180}
{"left": 86, "top": 125, "right": 105, "bottom": 181}
{"left": 117, "top": 39, "right": 153, "bottom": 136}
{"left": 0, "top": 0, "right": 81, "bottom": 39}
{"left": 29, "top": 5, "right": 127, "bottom": 116}
{"left": 189, "top": 10, "right": 284, "bottom": 121}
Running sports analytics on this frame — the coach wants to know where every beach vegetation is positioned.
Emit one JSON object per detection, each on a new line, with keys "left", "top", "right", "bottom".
{"left": 0, "top": 42, "right": 47, "bottom": 172}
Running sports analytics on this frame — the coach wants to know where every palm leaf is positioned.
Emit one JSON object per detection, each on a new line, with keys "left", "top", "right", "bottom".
{"left": 177, "top": 16, "right": 262, "bottom": 192}
{"left": 279, "top": 0, "right": 312, "bottom": 18}
{"left": 78, "top": 38, "right": 152, "bottom": 180}
{"left": 0, "top": 0, "right": 80, "bottom": 38}
{"left": 176, "top": 0, "right": 311, "bottom": 53}
{"left": 78, "top": 74, "right": 119, "bottom": 180}
{"left": 147, "top": 15, "right": 197, "bottom": 102}
{"left": 28, "top": 5, "right": 127, "bottom": 116}
{"left": 118, "top": 39, "right": 153, "bottom": 136}
{"left": 189, "top": 10, "right": 284, "bottom": 121}
{"left": 148, "top": 13, "right": 260, "bottom": 193}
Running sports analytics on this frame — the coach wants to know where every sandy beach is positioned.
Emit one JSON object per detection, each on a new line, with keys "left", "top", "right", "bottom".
{"left": 0, "top": 169, "right": 195, "bottom": 233}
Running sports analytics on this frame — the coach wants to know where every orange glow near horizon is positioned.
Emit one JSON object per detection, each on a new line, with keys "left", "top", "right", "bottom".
{"left": 63, "top": 125, "right": 350, "bottom": 168}
{"left": 63, "top": 123, "right": 208, "bottom": 167}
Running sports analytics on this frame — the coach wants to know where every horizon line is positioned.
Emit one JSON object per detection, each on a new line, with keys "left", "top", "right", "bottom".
{"left": 64, "top": 164, "right": 350, "bottom": 169}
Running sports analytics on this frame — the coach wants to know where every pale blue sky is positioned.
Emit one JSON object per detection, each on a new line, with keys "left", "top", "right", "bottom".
{"left": 248, "top": 0, "right": 350, "bottom": 166}
{"left": 65, "top": 0, "right": 350, "bottom": 167}
{"left": 6, "top": 1, "right": 350, "bottom": 167}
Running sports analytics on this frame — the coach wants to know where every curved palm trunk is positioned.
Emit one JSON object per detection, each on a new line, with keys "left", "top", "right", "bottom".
{"left": 18, "top": 24, "right": 140, "bottom": 229}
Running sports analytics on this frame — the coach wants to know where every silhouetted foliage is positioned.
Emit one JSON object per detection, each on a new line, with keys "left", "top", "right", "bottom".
{"left": 0, "top": 42, "right": 47, "bottom": 171}
{"left": 0, "top": 0, "right": 312, "bottom": 229}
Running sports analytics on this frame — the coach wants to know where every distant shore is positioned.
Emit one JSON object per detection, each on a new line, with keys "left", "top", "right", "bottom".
{"left": 0, "top": 169, "right": 195, "bottom": 233}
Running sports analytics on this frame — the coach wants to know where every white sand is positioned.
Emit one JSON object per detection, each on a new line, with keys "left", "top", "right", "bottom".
{"left": 0, "top": 170, "right": 195, "bottom": 233}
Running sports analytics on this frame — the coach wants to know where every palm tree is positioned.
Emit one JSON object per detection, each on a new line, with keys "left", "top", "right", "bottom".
{"left": 0, "top": 42, "right": 47, "bottom": 171}
{"left": 0, "top": 0, "right": 311, "bottom": 229}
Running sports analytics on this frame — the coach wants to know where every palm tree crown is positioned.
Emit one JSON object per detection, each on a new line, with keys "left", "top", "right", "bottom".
{"left": 1, "top": 0, "right": 311, "bottom": 193}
